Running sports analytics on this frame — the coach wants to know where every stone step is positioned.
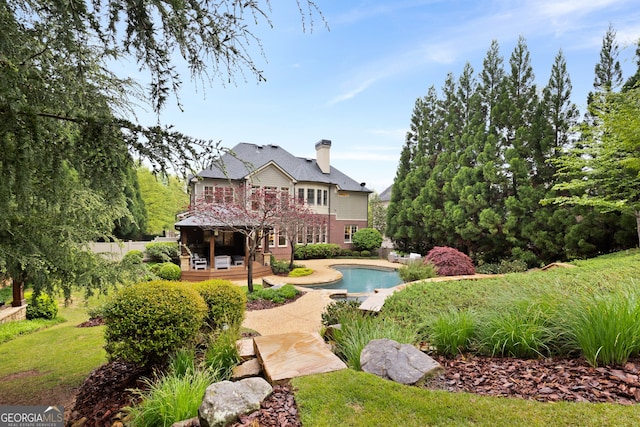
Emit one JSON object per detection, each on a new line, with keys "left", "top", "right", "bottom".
{"left": 253, "top": 332, "right": 346, "bottom": 384}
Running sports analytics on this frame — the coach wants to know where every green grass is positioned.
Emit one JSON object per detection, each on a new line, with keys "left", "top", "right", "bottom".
{"left": 0, "top": 297, "right": 107, "bottom": 405}
{"left": 127, "top": 368, "right": 221, "bottom": 427}
{"left": 382, "top": 249, "right": 640, "bottom": 363}
{"left": 334, "top": 312, "right": 416, "bottom": 370}
{"left": 0, "top": 317, "right": 64, "bottom": 344}
{"left": 293, "top": 369, "right": 640, "bottom": 427}
{"left": 429, "top": 308, "right": 475, "bottom": 356}
{"left": 557, "top": 283, "right": 640, "bottom": 366}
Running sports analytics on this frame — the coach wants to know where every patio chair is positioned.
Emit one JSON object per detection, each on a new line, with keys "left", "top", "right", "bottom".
{"left": 214, "top": 255, "right": 231, "bottom": 270}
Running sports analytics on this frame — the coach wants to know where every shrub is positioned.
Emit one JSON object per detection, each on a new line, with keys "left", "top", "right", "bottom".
{"left": 351, "top": 228, "right": 383, "bottom": 252}
{"left": 247, "top": 284, "right": 300, "bottom": 304}
{"left": 425, "top": 246, "right": 475, "bottom": 276}
{"left": 557, "top": 287, "right": 640, "bottom": 367}
{"left": 360, "top": 250, "right": 371, "bottom": 257}
{"left": 398, "top": 260, "right": 437, "bottom": 282}
{"left": 351, "top": 250, "right": 361, "bottom": 257}
{"left": 429, "top": 309, "right": 475, "bottom": 356}
{"left": 333, "top": 313, "right": 416, "bottom": 370}
{"left": 203, "top": 328, "right": 241, "bottom": 380}
{"left": 294, "top": 243, "right": 341, "bottom": 260}
{"left": 476, "top": 302, "right": 554, "bottom": 359}
{"left": 340, "top": 249, "right": 353, "bottom": 257}
{"left": 26, "top": 293, "right": 58, "bottom": 320}
{"left": 289, "top": 267, "right": 313, "bottom": 277}
{"left": 122, "top": 250, "right": 144, "bottom": 265}
{"left": 321, "top": 300, "right": 361, "bottom": 327}
{"left": 103, "top": 280, "right": 207, "bottom": 366}
{"left": 499, "top": 259, "right": 528, "bottom": 274}
{"left": 157, "top": 262, "right": 181, "bottom": 281}
{"left": 195, "top": 280, "right": 246, "bottom": 330}
{"left": 144, "top": 242, "right": 179, "bottom": 263}
{"left": 126, "top": 367, "right": 221, "bottom": 427}
{"left": 270, "top": 258, "right": 291, "bottom": 275}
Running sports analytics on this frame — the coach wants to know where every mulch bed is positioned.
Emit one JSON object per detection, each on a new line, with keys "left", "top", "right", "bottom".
{"left": 71, "top": 294, "right": 640, "bottom": 425}
{"left": 68, "top": 354, "right": 640, "bottom": 426}
{"left": 245, "top": 290, "right": 305, "bottom": 311}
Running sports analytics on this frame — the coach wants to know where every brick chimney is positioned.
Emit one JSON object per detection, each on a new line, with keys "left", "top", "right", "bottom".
{"left": 315, "top": 139, "right": 331, "bottom": 174}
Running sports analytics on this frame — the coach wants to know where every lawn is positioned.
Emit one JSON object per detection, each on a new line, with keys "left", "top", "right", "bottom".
{"left": 0, "top": 298, "right": 106, "bottom": 407}
{"left": 2, "top": 252, "right": 640, "bottom": 426}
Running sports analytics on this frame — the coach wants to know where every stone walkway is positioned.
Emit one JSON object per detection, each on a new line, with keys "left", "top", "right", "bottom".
{"left": 241, "top": 258, "right": 400, "bottom": 335}
{"left": 240, "top": 259, "right": 499, "bottom": 384}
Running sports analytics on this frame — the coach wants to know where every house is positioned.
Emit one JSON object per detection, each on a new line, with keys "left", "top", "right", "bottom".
{"left": 175, "top": 140, "right": 372, "bottom": 280}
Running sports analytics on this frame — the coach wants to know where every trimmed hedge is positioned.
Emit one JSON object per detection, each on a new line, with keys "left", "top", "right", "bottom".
{"left": 294, "top": 243, "right": 341, "bottom": 260}
{"left": 103, "top": 280, "right": 207, "bottom": 366}
{"left": 195, "top": 280, "right": 246, "bottom": 330}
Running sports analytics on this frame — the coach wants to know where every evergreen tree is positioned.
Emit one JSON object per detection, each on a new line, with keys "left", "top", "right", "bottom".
{"left": 622, "top": 39, "right": 640, "bottom": 92}
{"left": 594, "top": 24, "right": 623, "bottom": 92}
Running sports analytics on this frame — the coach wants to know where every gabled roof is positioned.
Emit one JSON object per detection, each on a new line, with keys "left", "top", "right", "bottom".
{"left": 379, "top": 185, "right": 393, "bottom": 202}
{"left": 197, "top": 143, "right": 371, "bottom": 193}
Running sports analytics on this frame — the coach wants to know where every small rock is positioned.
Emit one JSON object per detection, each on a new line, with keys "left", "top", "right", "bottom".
{"left": 231, "top": 358, "right": 262, "bottom": 380}
{"left": 199, "top": 377, "right": 272, "bottom": 427}
{"left": 361, "top": 338, "right": 444, "bottom": 386}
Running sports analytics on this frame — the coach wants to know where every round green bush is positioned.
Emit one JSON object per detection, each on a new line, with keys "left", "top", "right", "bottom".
{"left": 321, "top": 300, "right": 361, "bottom": 327}
{"left": 103, "top": 280, "right": 207, "bottom": 366}
{"left": 26, "top": 293, "right": 58, "bottom": 320}
{"left": 122, "top": 250, "right": 144, "bottom": 265}
{"left": 351, "top": 228, "right": 383, "bottom": 252}
{"left": 195, "top": 280, "right": 246, "bottom": 330}
{"left": 158, "top": 262, "right": 181, "bottom": 280}
{"left": 360, "top": 250, "right": 371, "bottom": 257}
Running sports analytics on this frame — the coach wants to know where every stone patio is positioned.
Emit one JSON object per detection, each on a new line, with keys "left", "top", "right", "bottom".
{"left": 253, "top": 332, "right": 346, "bottom": 384}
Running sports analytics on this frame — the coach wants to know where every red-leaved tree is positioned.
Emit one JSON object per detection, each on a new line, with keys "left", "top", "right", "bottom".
{"left": 192, "top": 185, "right": 323, "bottom": 291}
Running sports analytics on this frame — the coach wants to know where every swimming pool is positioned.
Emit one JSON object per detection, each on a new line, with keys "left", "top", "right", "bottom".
{"left": 311, "top": 265, "right": 402, "bottom": 293}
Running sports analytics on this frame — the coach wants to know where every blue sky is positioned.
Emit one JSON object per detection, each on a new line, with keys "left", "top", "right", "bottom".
{"left": 126, "top": 1, "right": 640, "bottom": 193}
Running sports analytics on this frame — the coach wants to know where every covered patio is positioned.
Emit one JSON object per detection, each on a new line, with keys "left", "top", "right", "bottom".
{"left": 175, "top": 215, "right": 273, "bottom": 282}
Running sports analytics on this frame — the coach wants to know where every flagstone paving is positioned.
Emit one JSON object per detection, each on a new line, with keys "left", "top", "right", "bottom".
{"left": 253, "top": 332, "right": 347, "bottom": 384}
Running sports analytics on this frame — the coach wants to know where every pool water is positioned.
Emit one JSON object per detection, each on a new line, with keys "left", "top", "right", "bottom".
{"left": 311, "top": 266, "right": 402, "bottom": 293}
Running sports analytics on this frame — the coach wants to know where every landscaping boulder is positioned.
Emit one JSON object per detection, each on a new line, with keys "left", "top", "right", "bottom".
{"left": 360, "top": 338, "right": 444, "bottom": 386}
{"left": 198, "top": 377, "right": 273, "bottom": 427}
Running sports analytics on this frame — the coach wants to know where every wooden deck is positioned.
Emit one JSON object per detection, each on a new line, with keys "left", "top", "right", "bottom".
{"left": 181, "top": 261, "right": 272, "bottom": 282}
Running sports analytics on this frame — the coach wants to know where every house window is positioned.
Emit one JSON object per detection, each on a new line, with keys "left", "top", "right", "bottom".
{"left": 344, "top": 225, "right": 358, "bottom": 243}
{"left": 278, "top": 229, "right": 287, "bottom": 247}
{"left": 298, "top": 187, "right": 328, "bottom": 206}
{"left": 297, "top": 229, "right": 305, "bottom": 244}
{"left": 204, "top": 186, "right": 214, "bottom": 203}
{"left": 268, "top": 230, "right": 275, "bottom": 248}
{"left": 214, "top": 186, "right": 234, "bottom": 203}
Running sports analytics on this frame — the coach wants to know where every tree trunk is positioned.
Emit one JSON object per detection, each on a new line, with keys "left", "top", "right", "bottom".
{"left": 636, "top": 210, "right": 640, "bottom": 248}
{"left": 12, "top": 277, "right": 25, "bottom": 307}
{"left": 289, "top": 243, "right": 295, "bottom": 270}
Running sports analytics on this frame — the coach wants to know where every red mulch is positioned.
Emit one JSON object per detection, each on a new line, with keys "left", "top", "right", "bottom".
{"left": 68, "top": 355, "right": 640, "bottom": 427}
{"left": 426, "top": 354, "right": 640, "bottom": 405}
{"left": 71, "top": 294, "right": 640, "bottom": 425}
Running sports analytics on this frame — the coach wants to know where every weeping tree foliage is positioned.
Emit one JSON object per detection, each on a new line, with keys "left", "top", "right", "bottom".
{"left": 0, "top": 0, "right": 323, "bottom": 301}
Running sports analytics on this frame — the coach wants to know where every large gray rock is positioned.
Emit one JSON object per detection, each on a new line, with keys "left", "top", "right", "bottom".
{"left": 198, "top": 377, "right": 272, "bottom": 427}
{"left": 360, "top": 338, "right": 444, "bottom": 386}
